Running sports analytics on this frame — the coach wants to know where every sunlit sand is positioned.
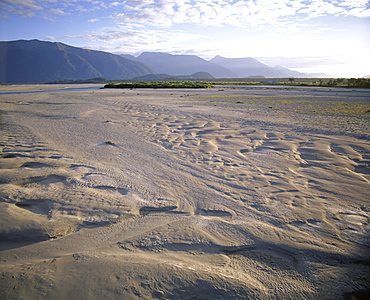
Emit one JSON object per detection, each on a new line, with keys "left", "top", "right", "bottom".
{"left": 1, "top": 84, "right": 369, "bottom": 299}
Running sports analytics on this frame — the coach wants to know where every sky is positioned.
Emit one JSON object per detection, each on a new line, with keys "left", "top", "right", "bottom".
{"left": 0, "top": 0, "right": 369, "bottom": 77}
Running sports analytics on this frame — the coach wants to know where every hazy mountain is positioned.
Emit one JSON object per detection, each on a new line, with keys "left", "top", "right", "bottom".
{"left": 191, "top": 72, "right": 215, "bottom": 79}
{"left": 120, "top": 54, "right": 137, "bottom": 61}
{"left": 0, "top": 39, "right": 317, "bottom": 83}
{"left": 133, "top": 71, "right": 214, "bottom": 81}
{"left": 136, "top": 52, "right": 237, "bottom": 78}
{"left": 272, "top": 65, "right": 308, "bottom": 77}
{"left": 306, "top": 73, "right": 337, "bottom": 78}
{"left": 132, "top": 73, "right": 173, "bottom": 80}
{"left": 209, "top": 55, "right": 308, "bottom": 78}
{"left": 0, "top": 40, "right": 155, "bottom": 84}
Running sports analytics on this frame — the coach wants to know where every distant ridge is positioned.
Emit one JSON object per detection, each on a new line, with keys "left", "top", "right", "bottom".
{"left": 271, "top": 65, "right": 308, "bottom": 78}
{"left": 132, "top": 71, "right": 215, "bottom": 80}
{"left": 209, "top": 55, "right": 308, "bottom": 78}
{"left": 0, "top": 39, "right": 318, "bottom": 84}
{"left": 136, "top": 52, "right": 238, "bottom": 78}
{"left": 0, "top": 40, "right": 155, "bottom": 84}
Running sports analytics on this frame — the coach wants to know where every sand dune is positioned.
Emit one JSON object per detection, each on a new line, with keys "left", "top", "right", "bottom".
{"left": 0, "top": 84, "right": 369, "bottom": 299}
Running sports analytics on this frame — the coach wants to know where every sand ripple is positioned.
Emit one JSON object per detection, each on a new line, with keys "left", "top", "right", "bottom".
{"left": 1, "top": 85, "right": 369, "bottom": 299}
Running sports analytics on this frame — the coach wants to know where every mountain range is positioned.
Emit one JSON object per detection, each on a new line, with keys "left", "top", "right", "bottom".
{"left": 0, "top": 39, "right": 309, "bottom": 84}
{"left": 210, "top": 55, "right": 305, "bottom": 78}
{"left": 0, "top": 40, "right": 154, "bottom": 84}
{"left": 128, "top": 52, "right": 307, "bottom": 79}
{"left": 135, "top": 52, "right": 238, "bottom": 78}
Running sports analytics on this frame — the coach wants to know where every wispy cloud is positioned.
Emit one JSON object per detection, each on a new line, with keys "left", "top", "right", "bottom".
{"left": 2, "top": 0, "right": 369, "bottom": 23}
{"left": 88, "top": 17, "right": 101, "bottom": 22}
{"left": 0, "top": 0, "right": 42, "bottom": 17}
{"left": 59, "top": 25, "right": 206, "bottom": 54}
{"left": 1, "top": 0, "right": 43, "bottom": 11}
{"left": 0, "top": 0, "right": 102, "bottom": 18}
{"left": 32, "top": 0, "right": 368, "bottom": 57}
{"left": 47, "top": 8, "right": 66, "bottom": 15}
{"left": 1, "top": 0, "right": 367, "bottom": 77}
{"left": 257, "top": 55, "right": 347, "bottom": 68}
{"left": 110, "top": 0, "right": 370, "bottom": 29}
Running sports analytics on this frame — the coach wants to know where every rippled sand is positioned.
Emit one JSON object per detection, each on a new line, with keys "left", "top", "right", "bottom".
{"left": 1, "top": 84, "right": 369, "bottom": 299}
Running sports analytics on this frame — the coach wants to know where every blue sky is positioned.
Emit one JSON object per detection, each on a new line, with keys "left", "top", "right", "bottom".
{"left": 1, "top": 0, "right": 369, "bottom": 77}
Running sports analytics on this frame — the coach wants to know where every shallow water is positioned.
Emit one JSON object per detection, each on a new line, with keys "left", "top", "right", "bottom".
{"left": 0, "top": 86, "right": 102, "bottom": 95}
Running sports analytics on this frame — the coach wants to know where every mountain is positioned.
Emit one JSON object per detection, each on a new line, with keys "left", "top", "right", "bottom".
{"left": 132, "top": 71, "right": 215, "bottom": 80}
{"left": 136, "top": 52, "right": 237, "bottom": 78}
{"left": 120, "top": 54, "right": 137, "bottom": 61}
{"left": 0, "top": 39, "right": 316, "bottom": 83}
{"left": 209, "top": 55, "right": 308, "bottom": 78}
{"left": 132, "top": 73, "right": 173, "bottom": 80}
{"left": 306, "top": 73, "right": 337, "bottom": 78}
{"left": 191, "top": 72, "right": 215, "bottom": 79}
{"left": 0, "top": 40, "right": 155, "bottom": 84}
{"left": 272, "top": 65, "right": 308, "bottom": 77}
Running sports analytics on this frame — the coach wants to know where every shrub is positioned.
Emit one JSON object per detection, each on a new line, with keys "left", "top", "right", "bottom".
{"left": 104, "top": 81, "right": 213, "bottom": 89}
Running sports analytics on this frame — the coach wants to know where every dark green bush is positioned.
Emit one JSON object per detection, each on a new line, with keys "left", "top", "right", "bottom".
{"left": 104, "top": 81, "right": 213, "bottom": 89}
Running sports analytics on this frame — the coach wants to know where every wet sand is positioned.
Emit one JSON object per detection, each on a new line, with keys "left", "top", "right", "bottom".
{"left": 0, "top": 84, "right": 369, "bottom": 299}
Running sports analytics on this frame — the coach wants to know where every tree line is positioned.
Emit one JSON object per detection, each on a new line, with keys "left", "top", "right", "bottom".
{"left": 104, "top": 81, "right": 214, "bottom": 89}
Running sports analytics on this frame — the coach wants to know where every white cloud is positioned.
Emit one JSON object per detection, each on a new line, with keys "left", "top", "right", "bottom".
{"left": 44, "top": 35, "right": 58, "bottom": 40}
{"left": 47, "top": 8, "right": 66, "bottom": 15}
{"left": 0, "top": 0, "right": 104, "bottom": 18}
{"left": 0, "top": 0, "right": 42, "bottom": 17}
{"left": 345, "top": 7, "right": 370, "bottom": 17}
{"left": 2, "top": 0, "right": 369, "bottom": 28}
{"left": 257, "top": 56, "right": 345, "bottom": 69}
{"left": 40, "top": 7, "right": 68, "bottom": 21}
{"left": 109, "top": 0, "right": 370, "bottom": 29}
{"left": 88, "top": 17, "right": 101, "bottom": 22}
{"left": 2, "top": 0, "right": 43, "bottom": 11}
{"left": 59, "top": 25, "right": 206, "bottom": 54}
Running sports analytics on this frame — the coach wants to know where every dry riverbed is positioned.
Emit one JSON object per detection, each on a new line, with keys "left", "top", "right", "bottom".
{"left": 0, "top": 84, "right": 369, "bottom": 299}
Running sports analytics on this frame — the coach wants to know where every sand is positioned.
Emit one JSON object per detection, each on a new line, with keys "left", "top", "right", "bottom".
{"left": 0, "top": 84, "right": 369, "bottom": 299}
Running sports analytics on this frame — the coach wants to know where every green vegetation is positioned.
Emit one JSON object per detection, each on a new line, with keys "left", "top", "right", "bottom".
{"left": 47, "top": 77, "right": 370, "bottom": 89}
{"left": 104, "top": 81, "right": 214, "bottom": 89}
{"left": 206, "top": 77, "right": 370, "bottom": 88}
{"left": 198, "top": 94, "right": 369, "bottom": 118}
{"left": 347, "top": 78, "right": 370, "bottom": 88}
